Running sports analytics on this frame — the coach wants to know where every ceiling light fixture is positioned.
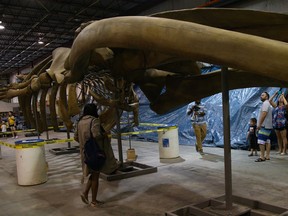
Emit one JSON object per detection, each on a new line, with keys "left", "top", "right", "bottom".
{"left": 38, "top": 38, "right": 44, "bottom": 44}
{"left": 0, "top": 21, "right": 5, "bottom": 30}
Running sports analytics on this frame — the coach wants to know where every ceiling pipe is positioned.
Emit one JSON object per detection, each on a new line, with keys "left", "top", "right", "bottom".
{"left": 197, "top": 0, "right": 221, "bottom": 7}
{"left": 197, "top": 0, "right": 242, "bottom": 8}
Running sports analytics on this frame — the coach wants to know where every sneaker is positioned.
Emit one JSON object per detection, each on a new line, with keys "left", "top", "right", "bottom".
{"left": 15, "top": 136, "right": 18, "bottom": 139}
{"left": 280, "top": 152, "right": 287, "bottom": 156}
{"left": 195, "top": 144, "right": 199, "bottom": 152}
{"left": 248, "top": 153, "right": 253, "bottom": 157}
{"left": 199, "top": 150, "right": 205, "bottom": 155}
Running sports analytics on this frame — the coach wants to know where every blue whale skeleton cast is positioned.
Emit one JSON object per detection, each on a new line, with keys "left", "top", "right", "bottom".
{"left": 1, "top": 8, "right": 288, "bottom": 131}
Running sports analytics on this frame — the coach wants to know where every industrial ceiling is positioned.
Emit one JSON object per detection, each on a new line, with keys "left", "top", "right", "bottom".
{"left": 0, "top": 0, "right": 241, "bottom": 77}
{"left": 0, "top": 0, "right": 168, "bottom": 76}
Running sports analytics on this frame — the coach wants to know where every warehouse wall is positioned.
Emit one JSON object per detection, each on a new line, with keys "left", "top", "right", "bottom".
{"left": 228, "top": 0, "right": 288, "bottom": 13}
{"left": 140, "top": 0, "right": 205, "bottom": 15}
{"left": 141, "top": 0, "right": 288, "bottom": 15}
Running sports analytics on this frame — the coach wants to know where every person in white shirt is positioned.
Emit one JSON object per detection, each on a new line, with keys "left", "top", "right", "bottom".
{"left": 255, "top": 92, "right": 273, "bottom": 162}
{"left": 1, "top": 121, "right": 7, "bottom": 137}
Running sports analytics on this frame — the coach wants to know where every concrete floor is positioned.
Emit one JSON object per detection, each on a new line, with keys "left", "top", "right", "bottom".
{"left": 0, "top": 131, "right": 288, "bottom": 216}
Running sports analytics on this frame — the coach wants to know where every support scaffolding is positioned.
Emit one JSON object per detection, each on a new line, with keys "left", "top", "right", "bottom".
{"left": 101, "top": 78, "right": 157, "bottom": 181}
{"left": 165, "top": 67, "right": 288, "bottom": 216}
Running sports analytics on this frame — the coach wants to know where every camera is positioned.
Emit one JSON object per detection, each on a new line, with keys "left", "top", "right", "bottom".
{"left": 192, "top": 105, "right": 200, "bottom": 112}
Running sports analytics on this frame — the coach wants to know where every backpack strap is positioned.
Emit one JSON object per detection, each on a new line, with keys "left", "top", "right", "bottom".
{"left": 89, "top": 117, "right": 105, "bottom": 139}
{"left": 89, "top": 118, "right": 94, "bottom": 139}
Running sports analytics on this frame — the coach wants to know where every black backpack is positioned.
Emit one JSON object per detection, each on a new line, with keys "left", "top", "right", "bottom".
{"left": 83, "top": 119, "right": 106, "bottom": 171}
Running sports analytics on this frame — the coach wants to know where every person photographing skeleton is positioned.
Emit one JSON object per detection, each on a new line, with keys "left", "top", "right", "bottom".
{"left": 187, "top": 99, "right": 207, "bottom": 155}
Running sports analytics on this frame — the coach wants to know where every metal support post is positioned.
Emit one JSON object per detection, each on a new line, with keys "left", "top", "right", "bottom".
{"left": 116, "top": 107, "right": 123, "bottom": 164}
{"left": 67, "top": 130, "right": 71, "bottom": 148}
{"left": 127, "top": 112, "right": 132, "bottom": 149}
{"left": 33, "top": 94, "right": 40, "bottom": 139}
{"left": 114, "top": 78, "right": 123, "bottom": 164}
{"left": 221, "top": 66, "right": 233, "bottom": 210}
{"left": 46, "top": 129, "right": 49, "bottom": 140}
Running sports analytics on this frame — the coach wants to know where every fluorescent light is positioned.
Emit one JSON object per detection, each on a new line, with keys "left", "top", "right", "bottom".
{"left": 0, "top": 21, "right": 5, "bottom": 30}
{"left": 38, "top": 37, "right": 44, "bottom": 44}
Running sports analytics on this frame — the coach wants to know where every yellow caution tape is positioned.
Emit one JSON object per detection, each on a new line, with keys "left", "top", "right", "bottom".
{"left": 0, "top": 141, "right": 15, "bottom": 149}
{"left": 0, "top": 138, "right": 74, "bottom": 149}
{"left": 120, "top": 122, "right": 171, "bottom": 127}
{"left": 120, "top": 125, "right": 177, "bottom": 136}
{"left": 0, "top": 124, "right": 177, "bottom": 149}
{"left": 44, "top": 138, "right": 74, "bottom": 145}
{"left": 139, "top": 123, "right": 171, "bottom": 127}
{"left": 0, "top": 125, "right": 66, "bottom": 135}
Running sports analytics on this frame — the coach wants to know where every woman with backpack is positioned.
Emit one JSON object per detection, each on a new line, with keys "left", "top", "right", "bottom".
{"left": 74, "top": 103, "right": 118, "bottom": 207}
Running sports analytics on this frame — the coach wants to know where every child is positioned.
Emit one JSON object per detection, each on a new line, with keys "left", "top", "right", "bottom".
{"left": 1, "top": 121, "right": 7, "bottom": 137}
{"left": 247, "top": 118, "right": 258, "bottom": 156}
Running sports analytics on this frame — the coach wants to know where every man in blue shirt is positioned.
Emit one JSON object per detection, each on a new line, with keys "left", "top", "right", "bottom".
{"left": 187, "top": 99, "right": 207, "bottom": 155}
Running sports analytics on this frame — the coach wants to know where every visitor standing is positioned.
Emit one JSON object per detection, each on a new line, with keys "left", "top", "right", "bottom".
{"left": 255, "top": 92, "right": 273, "bottom": 162}
{"left": 1, "top": 121, "right": 7, "bottom": 137}
{"left": 8, "top": 112, "right": 17, "bottom": 138}
{"left": 247, "top": 117, "right": 258, "bottom": 156}
{"left": 187, "top": 99, "right": 207, "bottom": 155}
{"left": 74, "top": 103, "right": 118, "bottom": 207}
{"left": 269, "top": 91, "right": 288, "bottom": 155}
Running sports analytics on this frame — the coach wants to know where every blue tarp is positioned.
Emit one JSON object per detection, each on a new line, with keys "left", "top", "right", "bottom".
{"left": 121, "top": 69, "right": 282, "bottom": 149}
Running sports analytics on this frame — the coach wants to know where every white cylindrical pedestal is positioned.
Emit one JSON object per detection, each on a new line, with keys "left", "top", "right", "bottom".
{"left": 158, "top": 126, "right": 179, "bottom": 159}
{"left": 15, "top": 139, "right": 48, "bottom": 186}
